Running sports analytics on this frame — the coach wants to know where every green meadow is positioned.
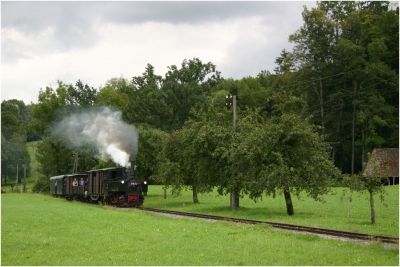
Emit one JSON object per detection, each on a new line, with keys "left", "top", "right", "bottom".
{"left": 144, "top": 185, "right": 399, "bottom": 237}
{"left": 1, "top": 193, "right": 398, "bottom": 266}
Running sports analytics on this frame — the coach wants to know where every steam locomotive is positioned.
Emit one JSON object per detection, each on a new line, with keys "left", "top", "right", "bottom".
{"left": 49, "top": 163, "right": 144, "bottom": 207}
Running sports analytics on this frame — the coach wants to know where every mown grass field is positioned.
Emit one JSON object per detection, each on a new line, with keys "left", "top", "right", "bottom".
{"left": 144, "top": 185, "right": 399, "bottom": 237}
{"left": 1, "top": 193, "right": 398, "bottom": 266}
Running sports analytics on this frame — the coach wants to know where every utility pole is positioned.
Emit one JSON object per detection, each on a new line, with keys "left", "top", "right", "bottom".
{"left": 16, "top": 163, "right": 19, "bottom": 184}
{"left": 15, "top": 161, "right": 19, "bottom": 192}
{"left": 232, "top": 95, "right": 237, "bottom": 131}
{"left": 23, "top": 163, "right": 27, "bottom": 192}
{"left": 226, "top": 94, "right": 239, "bottom": 210}
{"left": 225, "top": 94, "right": 237, "bottom": 129}
{"left": 72, "top": 151, "right": 79, "bottom": 174}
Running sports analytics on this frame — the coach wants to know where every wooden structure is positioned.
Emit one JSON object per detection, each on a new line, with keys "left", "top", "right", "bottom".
{"left": 363, "top": 148, "right": 399, "bottom": 185}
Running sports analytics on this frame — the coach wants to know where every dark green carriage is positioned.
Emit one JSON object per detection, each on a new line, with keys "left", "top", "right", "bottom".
{"left": 50, "top": 175, "right": 65, "bottom": 195}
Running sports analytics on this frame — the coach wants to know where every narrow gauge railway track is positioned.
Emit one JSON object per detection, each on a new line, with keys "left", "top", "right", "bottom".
{"left": 138, "top": 207, "right": 398, "bottom": 245}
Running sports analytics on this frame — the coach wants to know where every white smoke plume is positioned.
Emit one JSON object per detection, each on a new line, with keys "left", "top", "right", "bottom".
{"left": 52, "top": 107, "right": 138, "bottom": 167}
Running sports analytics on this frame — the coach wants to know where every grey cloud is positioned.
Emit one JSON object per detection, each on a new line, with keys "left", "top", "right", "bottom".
{"left": 2, "top": 1, "right": 312, "bottom": 63}
{"left": 2, "top": 2, "right": 311, "bottom": 28}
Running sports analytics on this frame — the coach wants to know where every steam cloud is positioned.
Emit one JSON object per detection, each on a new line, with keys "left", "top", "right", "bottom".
{"left": 52, "top": 107, "right": 138, "bottom": 167}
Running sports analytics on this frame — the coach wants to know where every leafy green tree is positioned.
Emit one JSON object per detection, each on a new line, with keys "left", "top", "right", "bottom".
{"left": 343, "top": 173, "right": 383, "bottom": 224}
{"left": 118, "top": 64, "right": 171, "bottom": 129}
{"left": 136, "top": 125, "right": 169, "bottom": 182}
{"left": 159, "top": 122, "right": 211, "bottom": 203}
{"left": 65, "top": 80, "right": 97, "bottom": 106}
{"left": 96, "top": 78, "right": 130, "bottom": 114}
{"left": 289, "top": 5, "right": 336, "bottom": 131}
{"left": 35, "top": 137, "right": 98, "bottom": 179}
{"left": 236, "top": 113, "right": 340, "bottom": 215}
{"left": 31, "top": 80, "right": 99, "bottom": 190}
{"left": 1, "top": 135, "right": 30, "bottom": 186}
{"left": 161, "top": 58, "right": 221, "bottom": 131}
{"left": 281, "top": 1, "right": 398, "bottom": 176}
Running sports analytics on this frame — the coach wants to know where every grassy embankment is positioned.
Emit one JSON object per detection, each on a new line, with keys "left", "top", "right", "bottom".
{"left": 1, "top": 193, "right": 398, "bottom": 266}
{"left": 144, "top": 185, "right": 399, "bottom": 237}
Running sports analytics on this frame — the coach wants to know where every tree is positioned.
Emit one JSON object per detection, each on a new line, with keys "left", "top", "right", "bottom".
{"left": 281, "top": 1, "right": 398, "bottom": 176}
{"left": 161, "top": 58, "right": 221, "bottom": 131}
{"left": 31, "top": 80, "right": 99, "bottom": 191}
{"left": 289, "top": 5, "right": 336, "bottom": 132}
{"left": 234, "top": 111, "right": 340, "bottom": 215}
{"left": 31, "top": 80, "right": 97, "bottom": 137}
{"left": 159, "top": 120, "right": 217, "bottom": 203}
{"left": 343, "top": 173, "right": 383, "bottom": 224}
{"left": 122, "top": 64, "right": 171, "bottom": 129}
{"left": 135, "top": 125, "right": 169, "bottom": 182}
{"left": 96, "top": 78, "right": 130, "bottom": 115}
{"left": 65, "top": 80, "right": 97, "bottom": 107}
{"left": 1, "top": 100, "right": 31, "bottom": 186}
{"left": 35, "top": 137, "right": 98, "bottom": 178}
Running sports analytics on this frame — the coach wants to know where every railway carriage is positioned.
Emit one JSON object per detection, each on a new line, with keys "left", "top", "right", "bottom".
{"left": 50, "top": 175, "right": 65, "bottom": 196}
{"left": 64, "top": 173, "right": 88, "bottom": 200}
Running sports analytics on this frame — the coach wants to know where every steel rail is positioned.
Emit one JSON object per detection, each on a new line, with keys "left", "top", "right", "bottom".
{"left": 138, "top": 207, "right": 398, "bottom": 244}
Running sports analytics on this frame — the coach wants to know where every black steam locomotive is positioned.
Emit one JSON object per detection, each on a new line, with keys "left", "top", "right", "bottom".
{"left": 49, "top": 164, "right": 144, "bottom": 207}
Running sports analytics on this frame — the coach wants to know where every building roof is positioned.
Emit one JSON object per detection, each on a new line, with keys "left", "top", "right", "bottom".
{"left": 87, "top": 167, "right": 124, "bottom": 172}
{"left": 49, "top": 174, "right": 87, "bottom": 180}
{"left": 363, "top": 148, "right": 399, "bottom": 178}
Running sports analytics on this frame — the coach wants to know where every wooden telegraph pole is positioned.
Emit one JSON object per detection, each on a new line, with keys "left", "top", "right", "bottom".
{"left": 23, "top": 163, "right": 27, "bottom": 192}
{"left": 231, "top": 95, "right": 239, "bottom": 209}
{"left": 226, "top": 94, "right": 239, "bottom": 210}
{"left": 16, "top": 163, "right": 19, "bottom": 192}
{"left": 72, "top": 151, "right": 79, "bottom": 174}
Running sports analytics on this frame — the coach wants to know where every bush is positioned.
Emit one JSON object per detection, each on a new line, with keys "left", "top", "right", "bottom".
{"left": 32, "top": 175, "right": 50, "bottom": 193}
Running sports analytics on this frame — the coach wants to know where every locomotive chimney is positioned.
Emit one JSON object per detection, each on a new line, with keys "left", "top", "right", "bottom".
{"left": 127, "top": 156, "right": 136, "bottom": 180}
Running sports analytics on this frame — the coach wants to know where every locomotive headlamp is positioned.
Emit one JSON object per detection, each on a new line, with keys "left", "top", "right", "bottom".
{"left": 121, "top": 180, "right": 125, "bottom": 184}
{"left": 144, "top": 181, "right": 147, "bottom": 185}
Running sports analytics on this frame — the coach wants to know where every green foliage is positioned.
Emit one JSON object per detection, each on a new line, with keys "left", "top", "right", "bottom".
{"left": 31, "top": 80, "right": 97, "bottom": 136}
{"left": 1, "top": 100, "right": 31, "bottom": 184}
{"left": 95, "top": 78, "right": 129, "bottom": 112}
{"left": 122, "top": 64, "right": 171, "bottom": 128}
{"left": 161, "top": 58, "right": 221, "bottom": 131}
{"left": 342, "top": 172, "right": 385, "bottom": 224}
{"left": 32, "top": 174, "right": 50, "bottom": 193}
{"left": 283, "top": 1, "right": 398, "bottom": 174}
{"left": 234, "top": 112, "right": 340, "bottom": 204}
{"left": 35, "top": 137, "right": 98, "bottom": 178}
{"left": 135, "top": 125, "right": 169, "bottom": 182}
{"left": 1, "top": 99, "right": 30, "bottom": 140}
{"left": 159, "top": 122, "right": 213, "bottom": 195}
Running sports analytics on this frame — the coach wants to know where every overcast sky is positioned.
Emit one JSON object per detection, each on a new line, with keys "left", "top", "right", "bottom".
{"left": 1, "top": 1, "right": 315, "bottom": 104}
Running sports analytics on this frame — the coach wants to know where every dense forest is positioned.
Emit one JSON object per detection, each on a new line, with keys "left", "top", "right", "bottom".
{"left": 2, "top": 2, "right": 398, "bottom": 214}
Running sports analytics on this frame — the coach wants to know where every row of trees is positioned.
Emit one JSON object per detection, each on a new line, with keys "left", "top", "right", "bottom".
{"left": 159, "top": 101, "right": 340, "bottom": 214}
{"left": 1, "top": 100, "right": 31, "bottom": 189}
{"left": 280, "top": 1, "right": 398, "bottom": 174}
{"left": 2, "top": 1, "right": 397, "bottom": 219}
